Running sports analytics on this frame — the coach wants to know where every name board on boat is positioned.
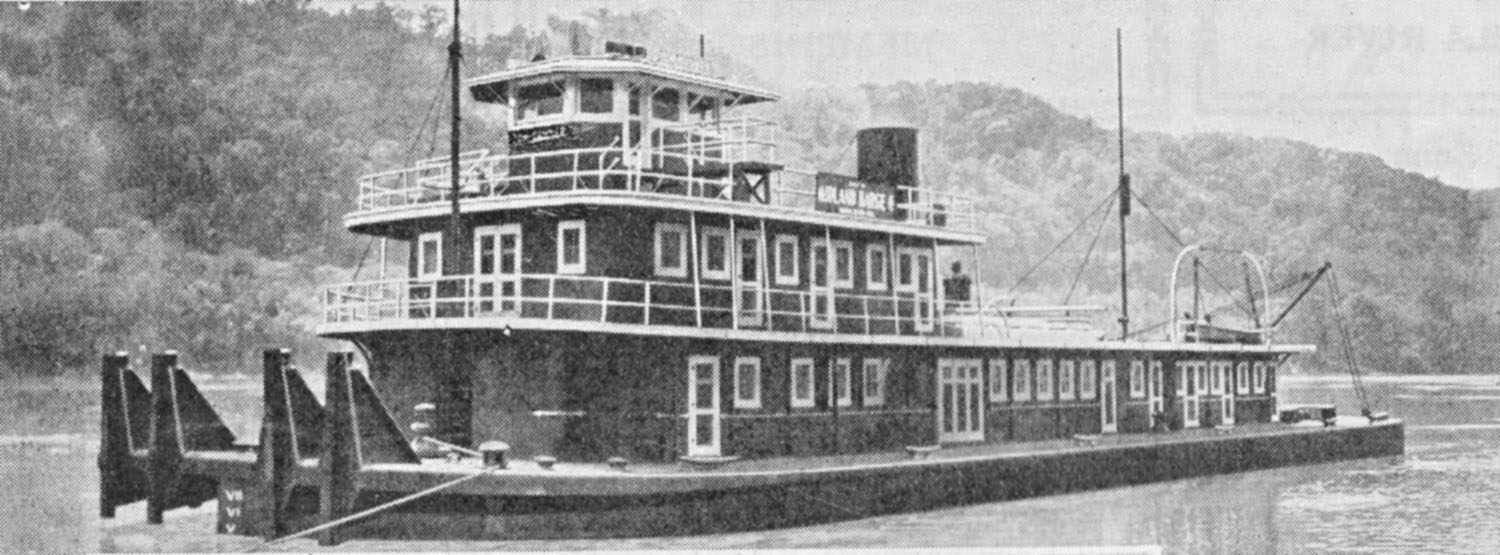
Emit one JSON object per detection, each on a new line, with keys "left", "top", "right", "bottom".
{"left": 815, "top": 172, "right": 898, "bottom": 218}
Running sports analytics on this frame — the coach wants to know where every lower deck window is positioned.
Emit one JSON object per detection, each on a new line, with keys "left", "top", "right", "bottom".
{"left": 988, "top": 358, "right": 1008, "bottom": 402}
{"left": 1080, "top": 360, "right": 1097, "bottom": 400}
{"left": 832, "top": 358, "right": 852, "bottom": 407}
{"left": 1036, "top": 359, "right": 1054, "bottom": 400}
{"left": 417, "top": 232, "right": 442, "bottom": 278}
{"left": 1014, "top": 359, "right": 1033, "bottom": 401}
{"left": 863, "top": 358, "right": 888, "bottom": 406}
{"left": 1059, "top": 359, "right": 1076, "bottom": 399}
{"left": 733, "top": 357, "right": 761, "bottom": 409}
{"left": 790, "top": 358, "right": 815, "bottom": 408}
{"left": 557, "top": 220, "right": 585, "bottom": 274}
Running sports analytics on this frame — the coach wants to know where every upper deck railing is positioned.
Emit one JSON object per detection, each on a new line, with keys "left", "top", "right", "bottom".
{"left": 352, "top": 120, "right": 978, "bottom": 233}
{"left": 321, "top": 273, "right": 1103, "bottom": 343}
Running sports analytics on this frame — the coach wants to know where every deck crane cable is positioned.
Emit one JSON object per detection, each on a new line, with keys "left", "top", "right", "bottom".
{"left": 1324, "top": 270, "right": 1373, "bottom": 415}
{"left": 1003, "top": 190, "right": 1118, "bottom": 301}
{"left": 1131, "top": 188, "right": 1258, "bottom": 319}
{"left": 1127, "top": 263, "right": 1323, "bottom": 338}
{"left": 1062, "top": 193, "right": 1117, "bottom": 307}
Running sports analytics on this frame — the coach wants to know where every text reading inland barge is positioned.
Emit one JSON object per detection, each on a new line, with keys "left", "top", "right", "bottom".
{"left": 97, "top": 38, "right": 1404, "bottom": 545}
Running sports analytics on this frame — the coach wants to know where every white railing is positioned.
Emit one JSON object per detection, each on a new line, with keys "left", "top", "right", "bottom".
{"left": 323, "top": 273, "right": 1105, "bottom": 342}
{"left": 353, "top": 147, "right": 979, "bottom": 232}
{"left": 659, "top": 117, "right": 779, "bottom": 165}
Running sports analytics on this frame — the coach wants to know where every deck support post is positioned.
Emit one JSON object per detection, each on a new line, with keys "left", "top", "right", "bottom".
{"left": 99, "top": 351, "right": 138, "bottom": 518}
{"left": 146, "top": 351, "right": 182, "bottom": 525}
{"left": 257, "top": 348, "right": 295, "bottom": 538}
{"left": 319, "top": 351, "right": 359, "bottom": 546}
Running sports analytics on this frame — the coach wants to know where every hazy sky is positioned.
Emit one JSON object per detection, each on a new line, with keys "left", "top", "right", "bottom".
{"left": 325, "top": 1, "right": 1500, "bottom": 189}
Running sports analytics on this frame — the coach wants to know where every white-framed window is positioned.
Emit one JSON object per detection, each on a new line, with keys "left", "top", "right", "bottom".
{"left": 989, "top": 358, "right": 1008, "bottom": 402}
{"left": 1176, "top": 362, "right": 1188, "bottom": 395}
{"left": 1129, "top": 360, "right": 1145, "bottom": 398}
{"left": 1248, "top": 360, "right": 1260, "bottom": 396}
{"left": 863, "top": 358, "right": 888, "bottom": 407}
{"left": 774, "top": 234, "right": 799, "bottom": 286}
{"left": 1036, "top": 358, "right": 1054, "bottom": 401}
{"left": 556, "top": 220, "right": 586, "bottom": 274}
{"left": 1059, "top": 359, "right": 1076, "bottom": 400}
{"left": 1081, "top": 360, "right": 1098, "bottom": 400}
{"left": 579, "top": 78, "right": 614, "bottom": 114}
{"left": 733, "top": 356, "right": 761, "bottom": 409}
{"left": 1213, "top": 361, "right": 1226, "bottom": 394}
{"left": 832, "top": 357, "right": 853, "bottom": 407}
{"left": 1149, "top": 360, "right": 1163, "bottom": 398}
{"left": 832, "top": 240, "right": 854, "bottom": 289}
{"left": 1014, "top": 359, "right": 1033, "bottom": 401}
{"left": 654, "top": 222, "right": 688, "bottom": 277}
{"left": 866, "top": 245, "right": 889, "bottom": 291}
{"left": 701, "top": 227, "right": 730, "bottom": 281}
{"left": 896, "top": 246, "right": 934, "bottom": 293}
{"left": 790, "top": 358, "right": 815, "bottom": 408}
{"left": 1264, "top": 363, "right": 1276, "bottom": 394}
{"left": 417, "top": 231, "right": 442, "bottom": 278}
{"left": 1236, "top": 362, "right": 1250, "bottom": 394}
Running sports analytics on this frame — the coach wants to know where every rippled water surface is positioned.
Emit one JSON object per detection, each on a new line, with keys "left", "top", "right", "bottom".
{"left": 2, "top": 373, "right": 1496, "bottom": 553}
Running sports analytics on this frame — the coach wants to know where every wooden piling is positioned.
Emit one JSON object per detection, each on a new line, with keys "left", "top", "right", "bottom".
{"left": 319, "top": 352, "right": 359, "bottom": 546}
{"left": 146, "top": 351, "right": 181, "bottom": 525}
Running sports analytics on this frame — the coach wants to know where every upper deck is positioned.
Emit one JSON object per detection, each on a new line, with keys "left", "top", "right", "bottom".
{"left": 343, "top": 51, "right": 983, "bottom": 243}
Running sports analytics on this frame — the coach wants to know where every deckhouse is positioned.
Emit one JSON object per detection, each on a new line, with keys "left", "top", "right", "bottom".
{"left": 317, "top": 46, "right": 1300, "bottom": 464}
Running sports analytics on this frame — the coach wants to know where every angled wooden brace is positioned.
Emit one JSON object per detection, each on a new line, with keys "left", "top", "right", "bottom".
{"left": 99, "top": 352, "right": 151, "bottom": 518}
{"left": 146, "top": 352, "right": 236, "bottom": 524}
{"left": 318, "top": 352, "right": 420, "bottom": 545}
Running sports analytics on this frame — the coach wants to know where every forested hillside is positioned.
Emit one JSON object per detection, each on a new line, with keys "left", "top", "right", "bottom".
{"left": 0, "top": 2, "right": 1493, "bottom": 375}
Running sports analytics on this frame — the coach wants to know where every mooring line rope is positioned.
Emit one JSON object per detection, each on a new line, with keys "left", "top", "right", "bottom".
{"left": 242, "top": 463, "right": 503, "bottom": 552}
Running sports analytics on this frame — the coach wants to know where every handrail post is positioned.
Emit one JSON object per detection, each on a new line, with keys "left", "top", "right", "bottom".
{"left": 547, "top": 276, "right": 556, "bottom": 320}
{"left": 600, "top": 279, "right": 610, "bottom": 324}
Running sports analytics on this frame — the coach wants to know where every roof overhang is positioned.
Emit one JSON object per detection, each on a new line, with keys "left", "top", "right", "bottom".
{"left": 465, "top": 57, "right": 779, "bottom": 106}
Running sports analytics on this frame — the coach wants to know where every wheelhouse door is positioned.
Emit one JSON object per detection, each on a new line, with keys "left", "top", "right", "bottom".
{"left": 1101, "top": 361, "right": 1118, "bottom": 433}
{"left": 473, "top": 224, "right": 522, "bottom": 314}
{"left": 735, "top": 231, "right": 764, "bottom": 327}
{"left": 809, "top": 242, "right": 834, "bottom": 329}
{"left": 686, "top": 355, "right": 722, "bottom": 457}
{"left": 938, "top": 358, "right": 984, "bottom": 442}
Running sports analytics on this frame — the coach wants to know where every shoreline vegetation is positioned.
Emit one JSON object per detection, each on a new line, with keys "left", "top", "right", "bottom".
{"left": 2, "top": 2, "right": 1497, "bottom": 377}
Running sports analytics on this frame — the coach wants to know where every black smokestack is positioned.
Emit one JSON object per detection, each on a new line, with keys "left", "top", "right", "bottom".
{"left": 856, "top": 127, "right": 918, "bottom": 188}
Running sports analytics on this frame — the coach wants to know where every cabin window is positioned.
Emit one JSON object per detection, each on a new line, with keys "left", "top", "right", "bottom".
{"left": 1149, "top": 360, "right": 1163, "bottom": 398}
{"left": 774, "top": 235, "right": 799, "bottom": 286}
{"left": 652, "top": 87, "right": 680, "bottom": 121}
{"left": 1014, "top": 359, "right": 1033, "bottom": 401}
{"left": 1059, "top": 359, "right": 1076, "bottom": 400}
{"left": 790, "top": 358, "right": 815, "bottom": 408}
{"left": 897, "top": 251, "right": 913, "bottom": 290}
{"left": 687, "top": 92, "right": 714, "bottom": 118}
{"left": 516, "top": 80, "right": 565, "bottom": 121}
{"left": 738, "top": 232, "right": 760, "bottom": 282}
{"left": 1252, "top": 362, "right": 1265, "bottom": 394}
{"left": 733, "top": 357, "right": 761, "bottom": 409}
{"left": 1129, "top": 360, "right": 1146, "bottom": 398}
{"left": 1212, "top": 361, "right": 1225, "bottom": 394}
{"left": 830, "top": 241, "right": 854, "bottom": 289}
{"left": 988, "top": 358, "right": 1008, "bottom": 402}
{"left": 832, "top": 358, "right": 853, "bottom": 407}
{"left": 1236, "top": 362, "right": 1250, "bottom": 394}
{"left": 654, "top": 223, "right": 688, "bottom": 278}
{"left": 556, "top": 220, "right": 585, "bottom": 274}
{"left": 417, "top": 232, "right": 442, "bottom": 278}
{"left": 1264, "top": 363, "right": 1276, "bottom": 394}
{"left": 896, "top": 247, "right": 934, "bottom": 292}
{"left": 916, "top": 251, "right": 931, "bottom": 293}
{"left": 1036, "top": 359, "right": 1054, "bottom": 401}
{"left": 863, "top": 358, "right": 888, "bottom": 407}
{"left": 628, "top": 84, "right": 642, "bottom": 116}
{"left": 1178, "top": 363, "right": 1191, "bottom": 395}
{"left": 579, "top": 78, "right": 614, "bottom": 114}
{"left": 1080, "top": 360, "right": 1097, "bottom": 400}
{"left": 866, "top": 246, "right": 888, "bottom": 291}
{"left": 701, "top": 227, "right": 730, "bottom": 281}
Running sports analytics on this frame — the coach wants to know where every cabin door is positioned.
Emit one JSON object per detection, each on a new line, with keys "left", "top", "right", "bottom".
{"left": 1149, "top": 361, "right": 1164, "bottom": 424}
{"left": 914, "top": 251, "right": 935, "bottom": 333}
{"left": 686, "top": 355, "right": 722, "bottom": 457}
{"left": 1181, "top": 361, "right": 1201, "bottom": 428}
{"left": 809, "top": 242, "right": 835, "bottom": 329}
{"left": 1101, "top": 362, "right": 1118, "bottom": 433}
{"left": 473, "top": 224, "right": 522, "bottom": 314}
{"left": 938, "top": 358, "right": 985, "bottom": 442}
{"left": 1222, "top": 363, "right": 1237, "bottom": 426}
{"left": 735, "top": 231, "right": 764, "bottom": 327}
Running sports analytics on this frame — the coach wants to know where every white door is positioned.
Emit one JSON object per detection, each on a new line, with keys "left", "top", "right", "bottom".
{"left": 914, "top": 251, "right": 935, "bottom": 332}
{"left": 809, "top": 242, "right": 835, "bottom": 329}
{"left": 1182, "top": 362, "right": 1200, "bottom": 428}
{"left": 938, "top": 358, "right": 985, "bottom": 442}
{"left": 473, "top": 224, "right": 522, "bottom": 314}
{"left": 1101, "top": 361, "right": 1118, "bottom": 433}
{"left": 1222, "top": 363, "right": 1239, "bottom": 426}
{"left": 686, "top": 356, "right": 721, "bottom": 457}
{"left": 735, "top": 232, "right": 763, "bottom": 327}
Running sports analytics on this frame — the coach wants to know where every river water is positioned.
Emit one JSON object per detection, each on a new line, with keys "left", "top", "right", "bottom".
{"left": 2, "top": 373, "right": 1495, "bottom": 553}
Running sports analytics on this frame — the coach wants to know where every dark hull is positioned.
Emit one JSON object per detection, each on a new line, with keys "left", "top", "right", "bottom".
{"left": 206, "top": 420, "right": 1403, "bottom": 541}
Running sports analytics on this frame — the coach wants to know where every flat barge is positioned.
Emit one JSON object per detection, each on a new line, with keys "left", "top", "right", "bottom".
{"left": 97, "top": 38, "right": 1404, "bottom": 545}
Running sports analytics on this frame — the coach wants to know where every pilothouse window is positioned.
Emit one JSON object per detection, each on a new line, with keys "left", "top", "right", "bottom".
{"left": 580, "top": 78, "right": 614, "bottom": 114}
{"left": 652, "top": 88, "right": 681, "bottom": 121}
{"left": 516, "top": 80, "right": 565, "bottom": 121}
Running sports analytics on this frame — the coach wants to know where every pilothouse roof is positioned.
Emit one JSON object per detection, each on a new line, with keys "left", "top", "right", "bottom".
{"left": 465, "top": 55, "right": 780, "bottom": 106}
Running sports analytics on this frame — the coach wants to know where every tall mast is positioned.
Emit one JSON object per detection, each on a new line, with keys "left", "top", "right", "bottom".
{"left": 1116, "top": 28, "right": 1131, "bottom": 339}
{"left": 447, "top": 0, "right": 463, "bottom": 242}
